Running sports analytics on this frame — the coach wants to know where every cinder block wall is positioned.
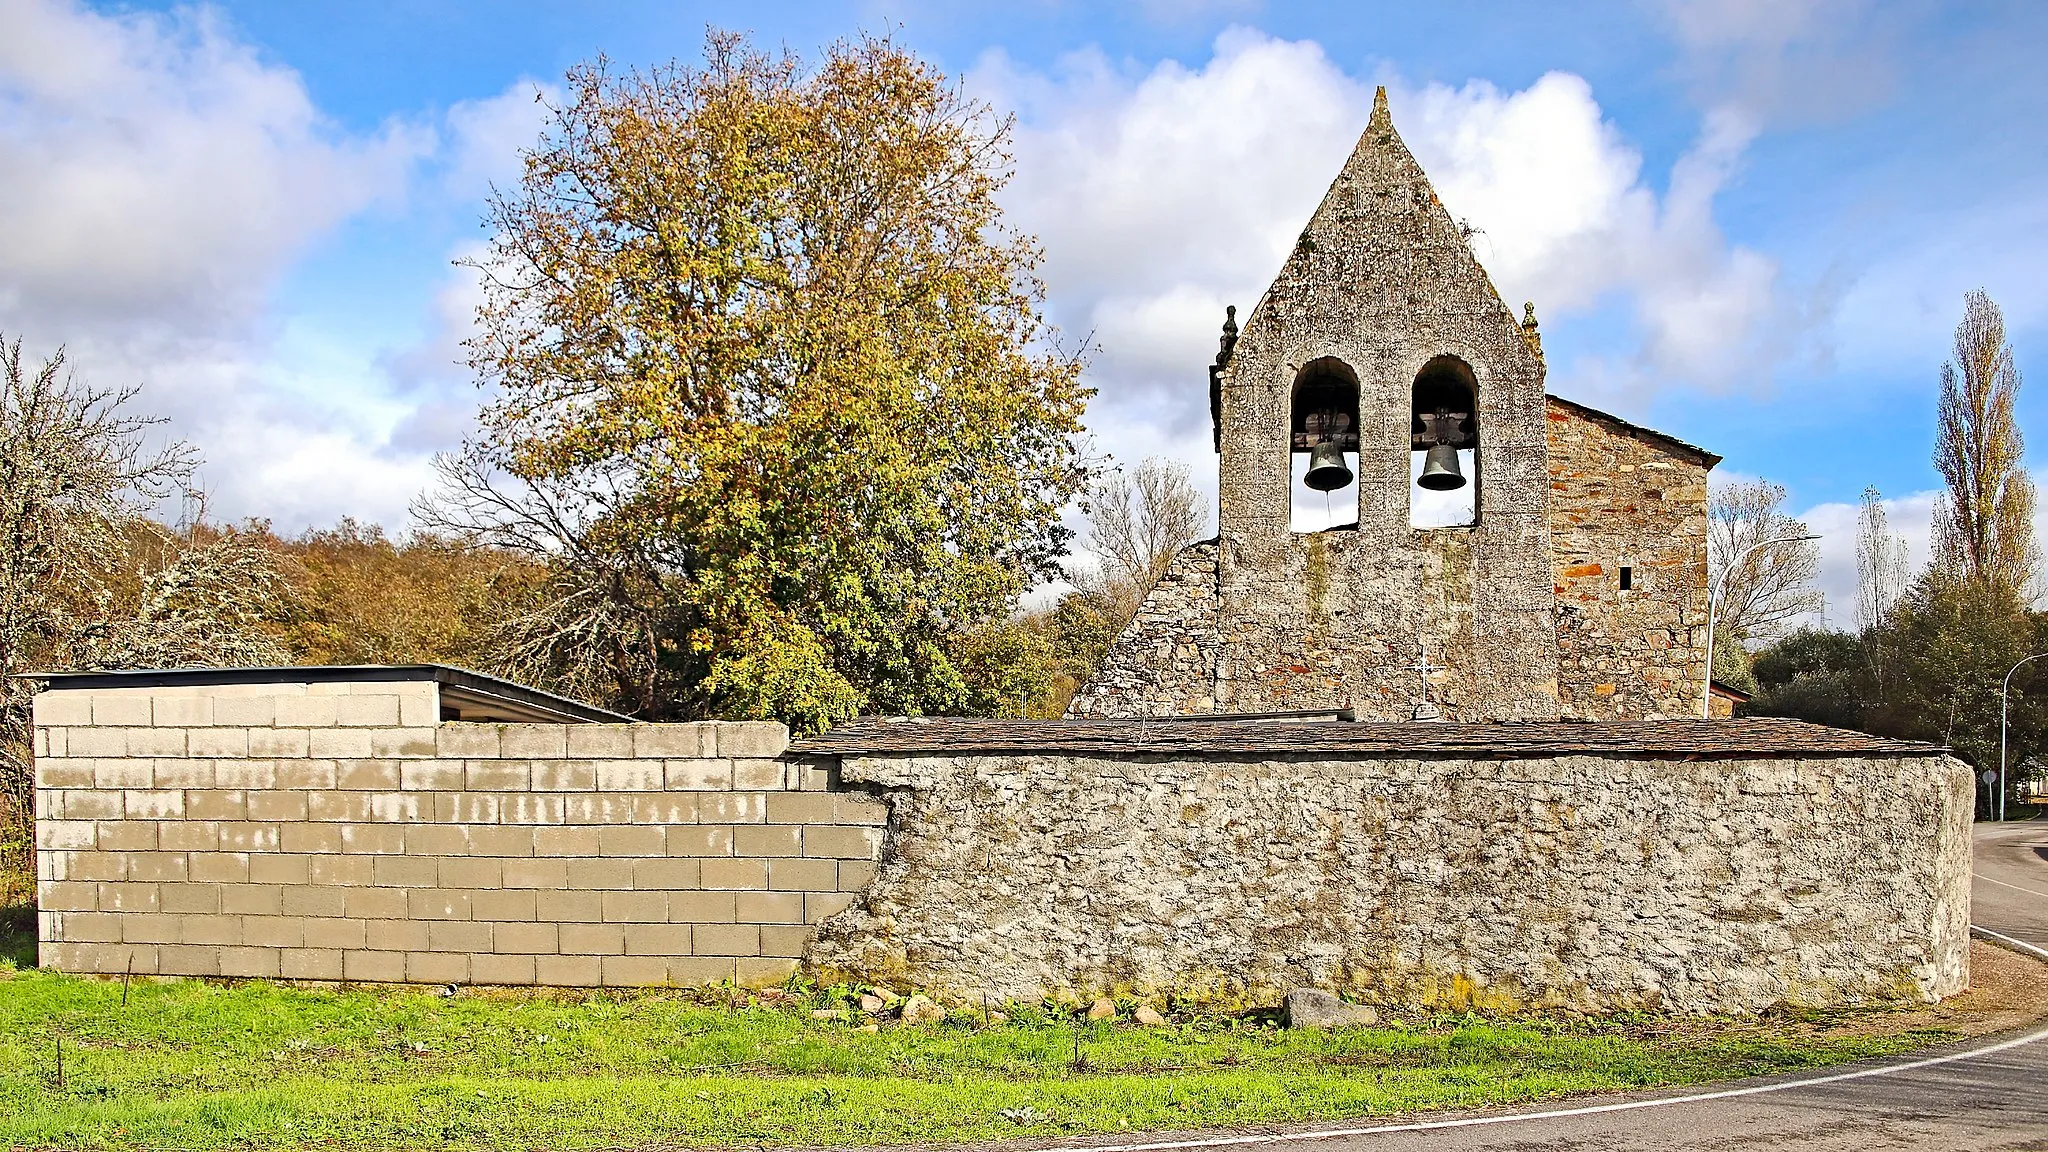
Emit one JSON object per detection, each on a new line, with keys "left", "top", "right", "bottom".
{"left": 32, "top": 681, "right": 884, "bottom": 986}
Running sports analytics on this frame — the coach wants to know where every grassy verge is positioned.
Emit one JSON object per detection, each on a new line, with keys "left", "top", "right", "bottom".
{"left": 0, "top": 956, "right": 1955, "bottom": 1152}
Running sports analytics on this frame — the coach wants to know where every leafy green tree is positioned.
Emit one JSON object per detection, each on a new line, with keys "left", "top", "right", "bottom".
{"left": 423, "top": 33, "right": 1090, "bottom": 731}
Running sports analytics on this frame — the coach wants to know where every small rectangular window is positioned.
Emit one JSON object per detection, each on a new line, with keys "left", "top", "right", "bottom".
{"left": 1619, "top": 565, "right": 1633, "bottom": 591}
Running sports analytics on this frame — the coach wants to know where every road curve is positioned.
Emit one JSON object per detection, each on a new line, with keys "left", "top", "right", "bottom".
{"left": 1052, "top": 819, "right": 2048, "bottom": 1152}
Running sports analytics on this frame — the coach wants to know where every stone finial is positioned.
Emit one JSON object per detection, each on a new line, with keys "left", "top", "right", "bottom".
{"left": 1370, "top": 86, "right": 1391, "bottom": 130}
{"left": 1216, "top": 304, "right": 1239, "bottom": 366}
{"left": 1520, "top": 301, "right": 1545, "bottom": 366}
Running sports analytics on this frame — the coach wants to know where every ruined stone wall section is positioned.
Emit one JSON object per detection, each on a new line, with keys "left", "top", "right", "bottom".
{"left": 1546, "top": 401, "right": 1712, "bottom": 719}
{"left": 810, "top": 749, "right": 1974, "bottom": 1015}
{"left": 1066, "top": 543, "right": 1221, "bottom": 718}
{"left": 32, "top": 683, "right": 884, "bottom": 987}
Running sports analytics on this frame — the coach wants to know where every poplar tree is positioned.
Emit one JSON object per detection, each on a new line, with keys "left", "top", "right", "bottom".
{"left": 1932, "top": 289, "right": 2038, "bottom": 599}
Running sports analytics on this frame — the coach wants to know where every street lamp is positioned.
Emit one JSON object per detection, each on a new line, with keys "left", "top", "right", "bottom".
{"left": 1701, "top": 533, "right": 1822, "bottom": 718}
{"left": 1999, "top": 652, "right": 2048, "bottom": 822}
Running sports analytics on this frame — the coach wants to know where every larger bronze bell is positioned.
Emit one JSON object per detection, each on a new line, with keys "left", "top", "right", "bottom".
{"left": 1303, "top": 440, "right": 1353, "bottom": 491}
{"left": 1417, "top": 443, "right": 1466, "bottom": 491}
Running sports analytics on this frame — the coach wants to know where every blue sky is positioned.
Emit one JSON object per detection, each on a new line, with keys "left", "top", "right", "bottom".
{"left": 3, "top": 0, "right": 2046, "bottom": 618}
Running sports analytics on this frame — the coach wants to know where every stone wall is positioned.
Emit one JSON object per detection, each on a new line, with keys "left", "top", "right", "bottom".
{"left": 1067, "top": 543, "right": 1221, "bottom": 718}
{"left": 1546, "top": 398, "right": 1714, "bottom": 719}
{"left": 32, "top": 681, "right": 883, "bottom": 985}
{"left": 809, "top": 745, "right": 1973, "bottom": 1015}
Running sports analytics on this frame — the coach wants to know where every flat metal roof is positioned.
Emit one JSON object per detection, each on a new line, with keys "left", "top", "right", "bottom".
{"left": 21, "top": 664, "right": 636, "bottom": 725}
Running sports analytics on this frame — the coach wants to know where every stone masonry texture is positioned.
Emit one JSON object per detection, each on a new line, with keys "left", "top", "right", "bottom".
{"left": 32, "top": 681, "right": 884, "bottom": 987}
{"left": 1072, "top": 91, "right": 1719, "bottom": 723}
{"left": 807, "top": 746, "right": 1973, "bottom": 1015}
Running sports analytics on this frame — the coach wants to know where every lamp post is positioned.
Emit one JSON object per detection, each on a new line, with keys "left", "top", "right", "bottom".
{"left": 1701, "top": 533, "right": 1821, "bottom": 718}
{"left": 1999, "top": 652, "right": 2048, "bottom": 822}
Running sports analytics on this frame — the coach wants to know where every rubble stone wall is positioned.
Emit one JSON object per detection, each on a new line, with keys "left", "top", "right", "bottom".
{"left": 1546, "top": 399, "right": 1714, "bottom": 720}
{"left": 809, "top": 748, "right": 1974, "bottom": 1015}
{"left": 32, "top": 682, "right": 884, "bottom": 986}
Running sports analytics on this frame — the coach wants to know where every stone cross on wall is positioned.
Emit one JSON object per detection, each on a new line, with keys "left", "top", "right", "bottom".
{"left": 1409, "top": 646, "right": 1445, "bottom": 722}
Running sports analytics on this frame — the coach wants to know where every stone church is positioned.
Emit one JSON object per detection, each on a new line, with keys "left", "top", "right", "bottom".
{"left": 1070, "top": 89, "right": 1719, "bottom": 723}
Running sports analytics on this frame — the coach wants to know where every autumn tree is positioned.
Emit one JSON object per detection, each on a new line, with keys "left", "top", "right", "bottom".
{"left": 0, "top": 337, "right": 285, "bottom": 902}
{"left": 1932, "top": 289, "right": 2038, "bottom": 599}
{"left": 1707, "top": 479, "right": 1819, "bottom": 685}
{"left": 422, "top": 34, "right": 1090, "bottom": 731}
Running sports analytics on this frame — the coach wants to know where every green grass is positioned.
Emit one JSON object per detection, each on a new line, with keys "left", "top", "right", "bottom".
{"left": 0, "top": 960, "right": 1954, "bottom": 1151}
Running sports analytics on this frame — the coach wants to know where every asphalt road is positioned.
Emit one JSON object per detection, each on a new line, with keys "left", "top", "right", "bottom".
{"left": 1063, "top": 817, "right": 2048, "bottom": 1152}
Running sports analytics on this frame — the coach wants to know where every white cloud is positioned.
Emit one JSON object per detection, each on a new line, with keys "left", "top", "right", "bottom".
{"left": 0, "top": 1, "right": 545, "bottom": 531}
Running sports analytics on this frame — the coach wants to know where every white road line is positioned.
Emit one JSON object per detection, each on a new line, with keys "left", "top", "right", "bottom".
{"left": 1071, "top": 1025, "right": 2048, "bottom": 1152}
{"left": 1973, "top": 871, "right": 2048, "bottom": 900}
{"left": 1973, "top": 924, "right": 2048, "bottom": 963}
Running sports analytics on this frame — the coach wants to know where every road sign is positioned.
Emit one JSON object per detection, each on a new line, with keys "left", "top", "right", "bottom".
{"left": 1983, "top": 769, "right": 2000, "bottom": 785}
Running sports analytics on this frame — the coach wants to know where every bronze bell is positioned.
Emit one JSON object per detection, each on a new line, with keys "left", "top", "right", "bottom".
{"left": 1417, "top": 443, "right": 1466, "bottom": 491}
{"left": 1304, "top": 440, "right": 1353, "bottom": 491}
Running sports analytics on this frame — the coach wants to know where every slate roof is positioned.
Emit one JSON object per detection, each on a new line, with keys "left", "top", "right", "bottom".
{"left": 794, "top": 717, "right": 1943, "bottom": 759}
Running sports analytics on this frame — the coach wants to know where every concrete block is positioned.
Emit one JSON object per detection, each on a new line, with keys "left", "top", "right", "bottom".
{"left": 700, "top": 859, "right": 769, "bottom": 890}
{"left": 186, "top": 728, "right": 248, "bottom": 758}
{"left": 471, "top": 953, "right": 537, "bottom": 985}
{"left": 248, "top": 854, "right": 310, "bottom": 885}
{"left": 366, "top": 920, "right": 430, "bottom": 952}
{"left": 499, "top": 794, "right": 566, "bottom": 826}
{"left": 435, "top": 792, "right": 501, "bottom": 824}
{"left": 399, "top": 690, "right": 439, "bottom": 729}
{"left": 158, "top": 821, "right": 221, "bottom": 852}
{"left": 97, "top": 881, "right": 159, "bottom": 912}
{"left": 534, "top": 954, "right": 604, "bottom": 986}
{"left": 439, "top": 857, "right": 503, "bottom": 889}
{"left": 596, "top": 759, "right": 664, "bottom": 792}
{"left": 803, "top": 825, "right": 884, "bottom": 860}
{"left": 494, "top": 922, "right": 559, "bottom": 954}
{"left": 124, "top": 728, "right": 188, "bottom": 757}
{"left": 281, "top": 948, "right": 345, "bottom": 980}
{"left": 274, "top": 696, "right": 340, "bottom": 728}
{"left": 561, "top": 794, "right": 634, "bottom": 823}
{"left": 601, "top": 891, "right": 669, "bottom": 923}
{"left": 96, "top": 821, "right": 156, "bottom": 852}
{"left": 309, "top": 856, "right": 375, "bottom": 887}
{"left": 466, "top": 760, "right": 532, "bottom": 791}
{"left": 309, "top": 729, "right": 374, "bottom": 758}
{"left": 632, "top": 858, "right": 700, "bottom": 890}
{"left": 534, "top": 827, "right": 601, "bottom": 858}
{"left": 247, "top": 791, "right": 308, "bottom": 822}
{"left": 184, "top": 790, "right": 246, "bottom": 820}
{"left": 188, "top": 852, "right": 250, "bottom": 884}
{"left": 160, "top": 882, "right": 222, "bottom": 914}
{"left": 528, "top": 881, "right": 598, "bottom": 918}
{"left": 596, "top": 826, "right": 664, "bottom": 857}
{"left": 428, "top": 921, "right": 495, "bottom": 953}
{"left": 602, "top": 955, "right": 671, "bottom": 986}
{"left": 838, "top": 860, "right": 878, "bottom": 892}
{"left": 222, "top": 884, "right": 284, "bottom": 916}
{"left": 623, "top": 923, "right": 691, "bottom": 955}
{"left": 67, "top": 727, "right": 128, "bottom": 757}
{"left": 502, "top": 859, "right": 570, "bottom": 889}
{"left": 736, "top": 957, "right": 800, "bottom": 987}
{"left": 90, "top": 757, "right": 152, "bottom": 788}
{"left": 533, "top": 760, "right": 596, "bottom": 791}
{"left": 59, "top": 789, "right": 123, "bottom": 820}
{"left": 213, "top": 696, "right": 277, "bottom": 726}
{"left": 249, "top": 729, "right": 310, "bottom": 758}
{"left": 667, "top": 826, "right": 733, "bottom": 857}
{"left": 768, "top": 858, "right": 838, "bottom": 892}
{"left": 764, "top": 793, "right": 836, "bottom": 825}
{"left": 499, "top": 725, "right": 568, "bottom": 759}
{"left": 372, "top": 855, "right": 440, "bottom": 888}
{"left": 279, "top": 822, "right": 342, "bottom": 854}
{"left": 344, "top": 950, "right": 406, "bottom": 982}
{"left": 336, "top": 695, "right": 401, "bottom": 727}
{"left": 154, "top": 758, "right": 218, "bottom": 788}
{"left": 472, "top": 889, "right": 537, "bottom": 922}
{"left": 152, "top": 696, "right": 213, "bottom": 727}
{"left": 670, "top": 957, "right": 737, "bottom": 987}
{"left": 180, "top": 914, "right": 244, "bottom": 946}
{"left": 366, "top": 793, "right": 427, "bottom": 823}
{"left": 410, "top": 891, "right": 473, "bottom": 921}
{"left": 370, "top": 728, "right": 437, "bottom": 758}
{"left": 280, "top": 886, "right": 347, "bottom": 918}
{"left": 735, "top": 891, "right": 805, "bottom": 924}
{"left": 561, "top": 923, "right": 626, "bottom": 955}
{"left": 759, "top": 925, "right": 816, "bottom": 957}
{"left": 803, "top": 891, "right": 857, "bottom": 923}
{"left": 342, "top": 888, "right": 405, "bottom": 921}
{"left": 36, "top": 757, "right": 95, "bottom": 787}
{"left": 632, "top": 794, "right": 697, "bottom": 824}
{"left": 91, "top": 693, "right": 154, "bottom": 726}
{"left": 337, "top": 759, "right": 402, "bottom": 790}
{"left": 396, "top": 759, "right": 462, "bottom": 791}
{"left": 216, "top": 821, "right": 279, "bottom": 853}
{"left": 715, "top": 722, "right": 790, "bottom": 758}
{"left": 338, "top": 823, "right": 406, "bottom": 854}
{"left": 437, "top": 724, "right": 502, "bottom": 758}
{"left": 241, "top": 914, "right": 304, "bottom": 946}
{"left": 567, "top": 726, "right": 636, "bottom": 758}
{"left": 734, "top": 826, "right": 802, "bottom": 858}
{"left": 668, "top": 891, "right": 738, "bottom": 924}
{"left": 565, "top": 858, "right": 634, "bottom": 889}
{"left": 158, "top": 944, "right": 224, "bottom": 977}
{"left": 117, "top": 910, "right": 179, "bottom": 944}
{"left": 39, "top": 880, "right": 96, "bottom": 911}
{"left": 732, "top": 759, "right": 788, "bottom": 791}
{"left": 273, "top": 760, "right": 339, "bottom": 789}
{"left": 32, "top": 690, "right": 93, "bottom": 726}
{"left": 664, "top": 759, "right": 732, "bottom": 791}
{"left": 467, "top": 826, "right": 536, "bottom": 858}
{"left": 697, "top": 793, "right": 766, "bottom": 824}
{"left": 405, "top": 825, "right": 467, "bottom": 856}
{"left": 693, "top": 924, "right": 761, "bottom": 957}
{"left": 634, "top": 723, "right": 713, "bottom": 758}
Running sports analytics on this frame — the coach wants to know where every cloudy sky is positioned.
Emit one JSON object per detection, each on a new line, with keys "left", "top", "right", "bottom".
{"left": 4, "top": 0, "right": 2045, "bottom": 620}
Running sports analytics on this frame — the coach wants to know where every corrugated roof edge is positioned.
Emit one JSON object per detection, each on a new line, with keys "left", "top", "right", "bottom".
{"left": 792, "top": 717, "right": 1945, "bottom": 759}
{"left": 18, "top": 664, "right": 637, "bottom": 725}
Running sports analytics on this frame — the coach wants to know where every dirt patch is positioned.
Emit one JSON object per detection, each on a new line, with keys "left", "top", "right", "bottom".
{"left": 1769, "top": 940, "right": 2048, "bottom": 1042}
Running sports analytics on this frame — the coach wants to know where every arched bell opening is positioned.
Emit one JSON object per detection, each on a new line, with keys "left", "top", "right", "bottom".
{"left": 1289, "top": 357, "right": 1361, "bottom": 532}
{"left": 1410, "top": 355, "right": 1478, "bottom": 528}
